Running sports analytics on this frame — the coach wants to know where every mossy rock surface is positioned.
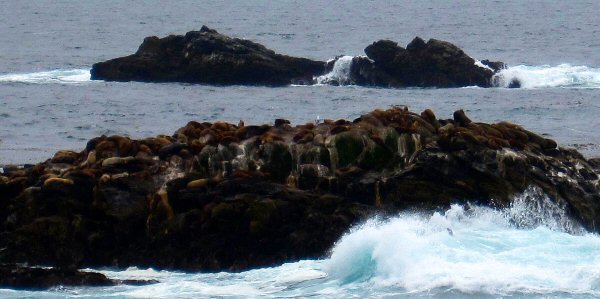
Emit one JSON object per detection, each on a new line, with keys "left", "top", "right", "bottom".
{"left": 332, "top": 131, "right": 365, "bottom": 168}
{"left": 260, "top": 142, "right": 293, "bottom": 183}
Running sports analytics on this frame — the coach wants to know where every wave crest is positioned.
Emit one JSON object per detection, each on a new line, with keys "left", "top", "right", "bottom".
{"left": 492, "top": 64, "right": 600, "bottom": 89}
{"left": 325, "top": 187, "right": 599, "bottom": 295}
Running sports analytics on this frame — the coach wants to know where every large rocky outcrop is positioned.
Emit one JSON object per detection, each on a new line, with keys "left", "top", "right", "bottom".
{"left": 91, "top": 26, "right": 326, "bottom": 86}
{"left": 1, "top": 107, "right": 598, "bottom": 274}
{"left": 346, "top": 38, "right": 503, "bottom": 87}
{"left": 91, "top": 27, "right": 503, "bottom": 87}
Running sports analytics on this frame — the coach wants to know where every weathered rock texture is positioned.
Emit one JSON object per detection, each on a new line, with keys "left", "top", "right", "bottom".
{"left": 91, "top": 26, "right": 326, "bottom": 86}
{"left": 348, "top": 38, "right": 502, "bottom": 87}
{"left": 91, "top": 27, "right": 503, "bottom": 87}
{"left": 1, "top": 107, "right": 599, "bottom": 273}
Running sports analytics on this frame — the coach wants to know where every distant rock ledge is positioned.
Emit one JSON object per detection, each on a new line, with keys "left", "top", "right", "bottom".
{"left": 91, "top": 26, "right": 504, "bottom": 88}
{"left": 0, "top": 264, "right": 157, "bottom": 290}
{"left": 1, "top": 106, "right": 599, "bottom": 275}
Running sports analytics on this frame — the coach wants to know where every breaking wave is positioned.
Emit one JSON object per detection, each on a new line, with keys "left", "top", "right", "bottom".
{"left": 0, "top": 69, "right": 91, "bottom": 84}
{"left": 5, "top": 188, "right": 600, "bottom": 298}
{"left": 492, "top": 64, "right": 600, "bottom": 89}
{"left": 315, "top": 56, "right": 354, "bottom": 85}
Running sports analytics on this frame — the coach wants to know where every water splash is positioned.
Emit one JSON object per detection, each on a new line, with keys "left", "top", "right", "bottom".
{"left": 492, "top": 64, "right": 600, "bottom": 88}
{"left": 4, "top": 188, "right": 600, "bottom": 298}
{"left": 325, "top": 188, "right": 598, "bottom": 296}
{"left": 315, "top": 56, "right": 355, "bottom": 85}
{"left": 474, "top": 60, "right": 494, "bottom": 71}
{"left": 0, "top": 69, "right": 91, "bottom": 84}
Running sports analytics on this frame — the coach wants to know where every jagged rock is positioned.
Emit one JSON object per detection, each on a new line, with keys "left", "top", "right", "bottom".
{"left": 480, "top": 59, "right": 506, "bottom": 72}
{"left": 364, "top": 40, "right": 404, "bottom": 63}
{"left": 91, "top": 26, "right": 326, "bottom": 86}
{"left": 1, "top": 107, "right": 599, "bottom": 274}
{"left": 354, "top": 37, "right": 499, "bottom": 87}
{"left": 91, "top": 27, "right": 505, "bottom": 88}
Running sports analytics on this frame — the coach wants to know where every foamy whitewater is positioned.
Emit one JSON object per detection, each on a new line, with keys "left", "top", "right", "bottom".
{"left": 2, "top": 1, "right": 600, "bottom": 297}
{"left": 315, "top": 58, "right": 600, "bottom": 89}
{"left": 3, "top": 188, "right": 600, "bottom": 298}
{"left": 0, "top": 69, "right": 91, "bottom": 85}
{"left": 492, "top": 64, "right": 600, "bottom": 89}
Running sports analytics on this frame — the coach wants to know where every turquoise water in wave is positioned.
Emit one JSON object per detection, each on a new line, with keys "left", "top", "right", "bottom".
{"left": 3, "top": 189, "right": 600, "bottom": 298}
{"left": 2, "top": 1, "right": 600, "bottom": 297}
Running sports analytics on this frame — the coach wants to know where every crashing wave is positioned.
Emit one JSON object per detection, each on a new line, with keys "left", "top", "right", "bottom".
{"left": 492, "top": 64, "right": 600, "bottom": 89}
{"left": 325, "top": 187, "right": 598, "bottom": 295}
{"left": 315, "top": 56, "right": 355, "bottom": 85}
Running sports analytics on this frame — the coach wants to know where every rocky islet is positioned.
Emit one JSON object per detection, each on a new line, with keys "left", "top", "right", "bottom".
{"left": 91, "top": 26, "right": 504, "bottom": 88}
{"left": 1, "top": 106, "right": 600, "bottom": 281}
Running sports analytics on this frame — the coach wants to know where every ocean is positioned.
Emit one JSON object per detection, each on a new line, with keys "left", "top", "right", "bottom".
{"left": 1, "top": 1, "right": 600, "bottom": 297}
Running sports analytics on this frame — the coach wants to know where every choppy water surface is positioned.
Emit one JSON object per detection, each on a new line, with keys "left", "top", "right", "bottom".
{"left": 1, "top": 1, "right": 600, "bottom": 297}
{"left": 1, "top": 1, "right": 600, "bottom": 164}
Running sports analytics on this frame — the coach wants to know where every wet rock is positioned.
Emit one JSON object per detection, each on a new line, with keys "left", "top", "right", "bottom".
{"left": 91, "top": 26, "right": 326, "bottom": 86}
{"left": 0, "top": 264, "right": 113, "bottom": 289}
{"left": 91, "top": 27, "right": 503, "bottom": 89}
{"left": 480, "top": 59, "right": 506, "bottom": 72}
{"left": 364, "top": 40, "right": 404, "bottom": 63}
{"left": 355, "top": 37, "right": 499, "bottom": 87}
{"left": 0, "top": 264, "right": 158, "bottom": 290}
{"left": 1, "top": 106, "right": 599, "bottom": 273}
{"left": 508, "top": 78, "right": 522, "bottom": 88}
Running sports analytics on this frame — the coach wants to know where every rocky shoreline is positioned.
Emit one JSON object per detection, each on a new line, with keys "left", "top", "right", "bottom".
{"left": 91, "top": 26, "right": 504, "bottom": 88}
{"left": 1, "top": 106, "right": 600, "bottom": 288}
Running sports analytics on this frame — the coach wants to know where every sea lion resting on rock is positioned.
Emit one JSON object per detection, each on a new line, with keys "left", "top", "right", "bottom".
{"left": 0, "top": 106, "right": 598, "bottom": 273}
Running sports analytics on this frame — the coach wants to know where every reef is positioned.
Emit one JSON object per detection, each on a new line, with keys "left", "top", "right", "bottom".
{"left": 91, "top": 26, "right": 503, "bottom": 88}
{"left": 1, "top": 107, "right": 599, "bottom": 275}
{"left": 0, "top": 264, "right": 156, "bottom": 290}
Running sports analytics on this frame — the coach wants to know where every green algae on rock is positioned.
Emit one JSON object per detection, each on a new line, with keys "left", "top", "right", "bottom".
{"left": 1, "top": 106, "right": 599, "bottom": 272}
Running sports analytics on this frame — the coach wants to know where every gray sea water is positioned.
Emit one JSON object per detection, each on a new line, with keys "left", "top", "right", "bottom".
{"left": 2, "top": 1, "right": 600, "bottom": 298}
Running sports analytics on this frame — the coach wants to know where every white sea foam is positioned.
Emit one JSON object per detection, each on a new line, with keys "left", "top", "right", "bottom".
{"left": 0, "top": 69, "right": 91, "bottom": 84}
{"left": 325, "top": 188, "right": 600, "bottom": 296}
{"left": 492, "top": 64, "right": 600, "bottom": 89}
{"left": 315, "top": 55, "right": 355, "bottom": 85}
{"left": 474, "top": 60, "right": 494, "bottom": 71}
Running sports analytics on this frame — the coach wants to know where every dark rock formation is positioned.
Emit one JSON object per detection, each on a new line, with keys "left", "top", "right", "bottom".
{"left": 0, "top": 265, "right": 112, "bottom": 289}
{"left": 1, "top": 107, "right": 598, "bottom": 274}
{"left": 0, "top": 264, "right": 157, "bottom": 290}
{"left": 91, "top": 26, "right": 326, "bottom": 86}
{"left": 91, "top": 27, "right": 504, "bottom": 88}
{"left": 341, "top": 37, "right": 503, "bottom": 87}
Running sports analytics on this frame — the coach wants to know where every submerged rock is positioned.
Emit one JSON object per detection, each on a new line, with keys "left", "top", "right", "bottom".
{"left": 1, "top": 107, "right": 598, "bottom": 274}
{"left": 0, "top": 264, "right": 157, "bottom": 290}
{"left": 91, "top": 27, "right": 503, "bottom": 88}
{"left": 0, "top": 264, "right": 112, "bottom": 289}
